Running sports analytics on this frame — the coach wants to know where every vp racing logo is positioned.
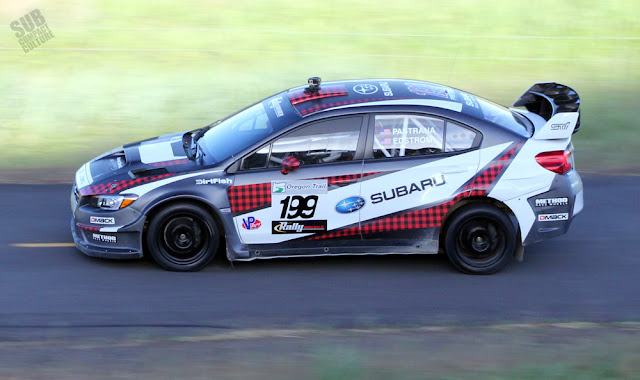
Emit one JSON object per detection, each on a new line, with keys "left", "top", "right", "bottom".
{"left": 242, "top": 216, "right": 261, "bottom": 230}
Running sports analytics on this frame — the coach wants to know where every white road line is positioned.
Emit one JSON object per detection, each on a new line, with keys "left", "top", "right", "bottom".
{"left": 0, "top": 47, "right": 636, "bottom": 62}
{"left": 2, "top": 25, "right": 638, "bottom": 40}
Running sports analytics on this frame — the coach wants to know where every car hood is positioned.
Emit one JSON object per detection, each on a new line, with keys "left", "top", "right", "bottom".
{"left": 75, "top": 132, "right": 201, "bottom": 190}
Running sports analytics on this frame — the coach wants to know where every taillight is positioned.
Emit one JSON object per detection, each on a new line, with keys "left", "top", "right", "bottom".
{"left": 535, "top": 150, "right": 573, "bottom": 174}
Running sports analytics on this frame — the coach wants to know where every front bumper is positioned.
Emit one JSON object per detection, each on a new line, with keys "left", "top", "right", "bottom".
{"left": 70, "top": 184, "right": 145, "bottom": 259}
{"left": 71, "top": 219, "right": 143, "bottom": 259}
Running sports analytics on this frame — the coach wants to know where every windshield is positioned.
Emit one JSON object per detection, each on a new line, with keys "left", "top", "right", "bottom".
{"left": 198, "top": 94, "right": 299, "bottom": 165}
{"left": 475, "top": 97, "right": 533, "bottom": 137}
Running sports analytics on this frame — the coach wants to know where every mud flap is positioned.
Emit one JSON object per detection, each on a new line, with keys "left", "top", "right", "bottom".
{"left": 514, "top": 230, "right": 524, "bottom": 262}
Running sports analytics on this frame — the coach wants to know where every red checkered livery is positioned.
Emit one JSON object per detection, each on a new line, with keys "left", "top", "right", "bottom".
{"left": 78, "top": 173, "right": 175, "bottom": 196}
{"left": 310, "top": 142, "right": 522, "bottom": 240}
{"left": 76, "top": 223, "right": 101, "bottom": 232}
{"left": 281, "top": 156, "right": 301, "bottom": 174}
{"left": 461, "top": 143, "right": 520, "bottom": 194}
{"left": 297, "top": 96, "right": 412, "bottom": 116}
{"left": 288, "top": 85, "right": 348, "bottom": 105}
{"left": 227, "top": 183, "right": 272, "bottom": 215}
{"left": 228, "top": 172, "right": 380, "bottom": 215}
{"left": 149, "top": 159, "right": 190, "bottom": 167}
{"left": 315, "top": 172, "right": 380, "bottom": 186}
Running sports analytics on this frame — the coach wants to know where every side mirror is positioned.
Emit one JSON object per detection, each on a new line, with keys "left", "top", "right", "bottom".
{"left": 281, "top": 156, "right": 301, "bottom": 175}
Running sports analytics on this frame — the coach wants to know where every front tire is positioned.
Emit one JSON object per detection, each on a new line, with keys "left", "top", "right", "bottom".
{"left": 444, "top": 204, "right": 516, "bottom": 275}
{"left": 146, "top": 203, "right": 220, "bottom": 271}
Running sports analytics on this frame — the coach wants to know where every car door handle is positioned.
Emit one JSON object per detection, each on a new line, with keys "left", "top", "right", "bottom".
{"left": 441, "top": 166, "right": 471, "bottom": 174}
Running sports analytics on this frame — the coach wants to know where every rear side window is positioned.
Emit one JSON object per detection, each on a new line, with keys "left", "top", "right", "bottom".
{"left": 445, "top": 122, "right": 477, "bottom": 152}
{"left": 373, "top": 115, "right": 444, "bottom": 158}
{"left": 371, "top": 114, "right": 479, "bottom": 159}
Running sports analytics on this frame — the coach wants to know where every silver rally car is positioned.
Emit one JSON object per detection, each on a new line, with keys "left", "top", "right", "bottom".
{"left": 71, "top": 78, "right": 584, "bottom": 274}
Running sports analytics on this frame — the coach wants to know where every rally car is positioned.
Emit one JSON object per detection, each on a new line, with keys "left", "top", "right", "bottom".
{"left": 71, "top": 78, "right": 584, "bottom": 274}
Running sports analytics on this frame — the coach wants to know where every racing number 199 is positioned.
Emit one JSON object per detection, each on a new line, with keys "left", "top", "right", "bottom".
{"left": 280, "top": 195, "right": 318, "bottom": 219}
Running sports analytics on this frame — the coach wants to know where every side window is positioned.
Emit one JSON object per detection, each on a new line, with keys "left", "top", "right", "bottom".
{"left": 445, "top": 121, "right": 477, "bottom": 152}
{"left": 373, "top": 115, "right": 444, "bottom": 158}
{"left": 241, "top": 116, "right": 362, "bottom": 170}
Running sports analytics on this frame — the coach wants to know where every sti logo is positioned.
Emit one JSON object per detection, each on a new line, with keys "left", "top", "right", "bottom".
{"left": 551, "top": 122, "right": 571, "bottom": 131}
{"left": 272, "top": 183, "right": 286, "bottom": 193}
{"left": 242, "top": 217, "right": 261, "bottom": 230}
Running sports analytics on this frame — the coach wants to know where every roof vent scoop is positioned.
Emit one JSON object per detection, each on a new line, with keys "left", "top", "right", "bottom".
{"left": 305, "top": 77, "right": 321, "bottom": 94}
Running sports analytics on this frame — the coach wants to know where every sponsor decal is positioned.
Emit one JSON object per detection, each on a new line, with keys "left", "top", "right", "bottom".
{"left": 90, "top": 216, "right": 115, "bottom": 225}
{"left": 551, "top": 122, "right": 571, "bottom": 131}
{"left": 10, "top": 9, "right": 54, "bottom": 53}
{"left": 272, "top": 182, "right": 286, "bottom": 193}
{"left": 272, "top": 220, "right": 327, "bottom": 234}
{"left": 353, "top": 84, "right": 378, "bottom": 95}
{"left": 195, "top": 178, "right": 233, "bottom": 185}
{"left": 405, "top": 82, "right": 455, "bottom": 100}
{"left": 535, "top": 197, "right": 569, "bottom": 207}
{"left": 280, "top": 195, "right": 318, "bottom": 219}
{"left": 242, "top": 216, "right": 262, "bottom": 230}
{"left": 92, "top": 233, "right": 117, "bottom": 243}
{"left": 538, "top": 213, "right": 569, "bottom": 222}
{"left": 461, "top": 93, "right": 479, "bottom": 108}
{"left": 269, "top": 97, "right": 285, "bottom": 117}
{"left": 336, "top": 196, "right": 365, "bottom": 213}
{"left": 379, "top": 82, "right": 393, "bottom": 96}
{"left": 270, "top": 180, "right": 327, "bottom": 194}
{"left": 371, "top": 174, "right": 446, "bottom": 204}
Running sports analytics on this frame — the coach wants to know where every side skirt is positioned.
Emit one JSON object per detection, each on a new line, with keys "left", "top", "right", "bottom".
{"left": 232, "top": 242, "right": 439, "bottom": 261}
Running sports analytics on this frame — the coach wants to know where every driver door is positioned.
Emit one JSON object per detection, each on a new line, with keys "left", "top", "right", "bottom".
{"left": 228, "top": 115, "right": 368, "bottom": 252}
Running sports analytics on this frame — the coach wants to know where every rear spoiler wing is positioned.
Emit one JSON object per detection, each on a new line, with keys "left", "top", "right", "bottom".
{"left": 513, "top": 83, "right": 581, "bottom": 139}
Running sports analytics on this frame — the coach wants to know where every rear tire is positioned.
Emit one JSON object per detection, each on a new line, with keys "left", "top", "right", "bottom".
{"left": 444, "top": 204, "right": 515, "bottom": 275}
{"left": 146, "top": 203, "right": 220, "bottom": 271}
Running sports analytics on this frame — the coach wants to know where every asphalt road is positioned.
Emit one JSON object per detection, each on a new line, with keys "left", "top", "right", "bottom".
{"left": 1, "top": 176, "right": 639, "bottom": 330}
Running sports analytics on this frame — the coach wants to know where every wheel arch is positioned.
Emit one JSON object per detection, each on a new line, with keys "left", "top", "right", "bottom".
{"left": 141, "top": 195, "right": 227, "bottom": 255}
{"left": 439, "top": 196, "right": 522, "bottom": 256}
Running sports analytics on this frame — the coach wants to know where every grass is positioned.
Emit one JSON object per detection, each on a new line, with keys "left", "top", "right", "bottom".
{"left": 1, "top": 323, "right": 639, "bottom": 379}
{"left": 0, "top": 0, "right": 639, "bottom": 172}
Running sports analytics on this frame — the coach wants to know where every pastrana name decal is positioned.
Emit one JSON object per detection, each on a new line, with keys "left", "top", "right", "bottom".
{"left": 370, "top": 174, "right": 445, "bottom": 204}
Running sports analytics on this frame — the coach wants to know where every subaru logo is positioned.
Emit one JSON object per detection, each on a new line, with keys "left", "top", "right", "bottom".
{"left": 336, "top": 196, "right": 365, "bottom": 213}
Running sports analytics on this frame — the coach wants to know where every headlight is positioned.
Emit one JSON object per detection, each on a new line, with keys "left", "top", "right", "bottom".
{"left": 90, "top": 194, "right": 137, "bottom": 210}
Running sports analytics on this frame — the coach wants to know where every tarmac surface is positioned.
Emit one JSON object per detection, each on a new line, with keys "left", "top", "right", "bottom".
{"left": 1, "top": 176, "right": 638, "bottom": 332}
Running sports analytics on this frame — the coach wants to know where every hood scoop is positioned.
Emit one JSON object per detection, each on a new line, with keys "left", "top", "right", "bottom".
{"left": 130, "top": 167, "right": 169, "bottom": 178}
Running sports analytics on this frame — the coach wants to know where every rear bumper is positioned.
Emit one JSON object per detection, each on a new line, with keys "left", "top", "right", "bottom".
{"left": 522, "top": 169, "right": 583, "bottom": 245}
